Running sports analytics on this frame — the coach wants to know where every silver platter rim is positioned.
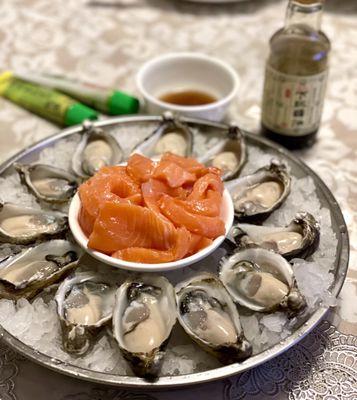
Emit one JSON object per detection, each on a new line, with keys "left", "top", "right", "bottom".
{"left": 0, "top": 115, "right": 349, "bottom": 388}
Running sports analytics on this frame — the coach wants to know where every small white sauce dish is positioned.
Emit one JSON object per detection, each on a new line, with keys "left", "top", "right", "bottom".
{"left": 68, "top": 188, "right": 234, "bottom": 273}
{"left": 136, "top": 52, "right": 240, "bottom": 122}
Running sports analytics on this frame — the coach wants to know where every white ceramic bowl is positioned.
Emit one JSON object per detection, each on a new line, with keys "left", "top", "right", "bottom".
{"left": 68, "top": 188, "right": 234, "bottom": 272}
{"left": 136, "top": 52, "right": 239, "bottom": 122}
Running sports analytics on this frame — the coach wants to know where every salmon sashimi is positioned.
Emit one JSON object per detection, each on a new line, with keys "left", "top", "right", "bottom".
{"left": 160, "top": 152, "right": 209, "bottom": 177}
{"left": 152, "top": 160, "right": 196, "bottom": 188}
{"left": 141, "top": 179, "right": 165, "bottom": 214}
{"left": 113, "top": 247, "right": 175, "bottom": 264}
{"left": 187, "top": 235, "right": 213, "bottom": 255}
{"left": 126, "top": 153, "right": 155, "bottom": 183}
{"left": 186, "top": 233, "right": 212, "bottom": 255}
{"left": 195, "top": 236, "right": 213, "bottom": 252}
{"left": 112, "top": 227, "right": 192, "bottom": 263}
{"left": 161, "top": 153, "right": 221, "bottom": 178}
{"left": 159, "top": 194, "right": 225, "bottom": 239}
{"left": 141, "top": 179, "right": 188, "bottom": 215}
{"left": 79, "top": 167, "right": 142, "bottom": 235}
{"left": 188, "top": 173, "right": 224, "bottom": 201}
{"left": 78, "top": 153, "right": 225, "bottom": 263}
{"left": 178, "top": 190, "right": 222, "bottom": 217}
{"left": 88, "top": 202, "right": 176, "bottom": 254}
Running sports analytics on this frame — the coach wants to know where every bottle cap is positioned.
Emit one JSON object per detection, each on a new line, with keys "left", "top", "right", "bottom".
{"left": 108, "top": 90, "right": 140, "bottom": 115}
{"left": 65, "top": 103, "right": 98, "bottom": 126}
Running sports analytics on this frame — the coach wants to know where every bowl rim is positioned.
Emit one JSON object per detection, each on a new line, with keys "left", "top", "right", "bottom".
{"left": 136, "top": 52, "right": 240, "bottom": 112}
{"left": 68, "top": 186, "right": 234, "bottom": 272}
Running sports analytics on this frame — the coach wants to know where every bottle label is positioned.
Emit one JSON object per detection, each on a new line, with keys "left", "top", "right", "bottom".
{"left": 262, "top": 65, "right": 328, "bottom": 137}
{"left": 0, "top": 73, "right": 75, "bottom": 125}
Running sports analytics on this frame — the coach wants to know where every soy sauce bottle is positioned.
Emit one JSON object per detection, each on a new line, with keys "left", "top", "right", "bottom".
{"left": 261, "top": 0, "right": 330, "bottom": 149}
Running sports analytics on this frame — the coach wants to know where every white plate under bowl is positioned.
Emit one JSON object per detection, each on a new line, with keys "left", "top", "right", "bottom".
{"left": 68, "top": 188, "right": 234, "bottom": 272}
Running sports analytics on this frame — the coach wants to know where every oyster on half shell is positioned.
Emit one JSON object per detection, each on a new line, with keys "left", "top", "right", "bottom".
{"left": 231, "top": 212, "right": 320, "bottom": 260}
{"left": 0, "top": 240, "right": 80, "bottom": 300}
{"left": 225, "top": 160, "right": 291, "bottom": 222}
{"left": 14, "top": 163, "right": 79, "bottom": 204}
{"left": 72, "top": 122, "right": 123, "bottom": 179}
{"left": 176, "top": 273, "right": 252, "bottom": 364}
{"left": 55, "top": 271, "right": 117, "bottom": 355}
{"left": 198, "top": 125, "right": 247, "bottom": 181}
{"left": 0, "top": 201, "right": 68, "bottom": 245}
{"left": 132, "top": 112, "right": 193, "bottom": 158}
{"left": 113, "top": 275, "right": 176, "bottom": 380}
{"left": 220, "top": 248, "right": 306, "bottom": 314}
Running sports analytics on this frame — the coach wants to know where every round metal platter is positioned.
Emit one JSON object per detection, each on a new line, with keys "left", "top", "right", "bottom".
{"left": 0, "top": 116, "right": 349, "bottom": 389}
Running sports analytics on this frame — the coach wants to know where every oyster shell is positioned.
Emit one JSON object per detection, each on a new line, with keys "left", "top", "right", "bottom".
{"left": 226, "top": 160, "right": 291, "bottom": 222}
{"left": 198, "top": 125, "right": 246, "bottom": 181}
{"left": 176, "top": 273, "right": 252, "bottom": 364}
{"left": 132, "top": 112, "right": 193, "bottom": 158}
{"left": 113, "top": 275, "right": 176, "bottom": 380}
{"left": 55, "top": 271, "right": 117, "bottom": 355}
{"left": 0, "top": 201, "right": 68, "bottom": 244}
{"left": 72, "top": 122, "right": 123, "bottom": 178}
{"left": 14, "top": 163, "right": 79, "bottom": 204}
{"left": 0, "top": 239, "right": 80, "bottom": 300}
{"left": 220, "top": 248, "right": 306, "bottom": 313}
{"left": 232, "top": 212, "right": 320, "bottom": 260}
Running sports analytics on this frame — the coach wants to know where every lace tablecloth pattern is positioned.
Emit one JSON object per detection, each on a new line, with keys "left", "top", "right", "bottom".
{"left": 0, "top": 0, "right": 356, "bottom": 399}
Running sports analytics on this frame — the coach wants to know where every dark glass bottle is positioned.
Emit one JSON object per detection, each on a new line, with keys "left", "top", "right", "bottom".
{"left": 261, "top": 0, "right": 330, "bottom": 149}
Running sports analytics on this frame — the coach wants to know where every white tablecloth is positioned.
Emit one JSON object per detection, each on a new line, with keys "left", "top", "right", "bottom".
{"left": 0, "top": 0, "right": 356, "bottom": 398}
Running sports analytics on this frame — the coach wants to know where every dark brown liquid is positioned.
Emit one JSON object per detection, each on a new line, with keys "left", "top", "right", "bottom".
{"left": 262, "top": 24, "right": 330, "bottom": 149}
{"left": 159, "top": 90, "right": 217, "bottom": 106}
{"left": 261, "top": 124, "right": 317, "bottom": 150}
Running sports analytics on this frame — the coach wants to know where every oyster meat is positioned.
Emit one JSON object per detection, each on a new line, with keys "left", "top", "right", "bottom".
{"left": 72, "top": 122, "right": 123, "bottom": 178}
{"left": 113, "top": 275, "right": 176, "bottom": 380}
{"left": 176, "top": 273, "right": 252, "bottom": 364}
{"left": 0, "top": 239, "right": 80, "bottom": 300}
{"left": 132, "top": 112, "right": 193, "bottom": 158}
{"left": 220, "top": 247, "right": 306, "bottom": 314}
{"left": 198, "top": 125, "right": 246, "bottom": 181}
{"left": 55, "top": 271, "right": 116, "bottom": 355}
{"left": 226, "top": 160, "right": 291, "bottom": 222}
{"left": 14, "top": 163, "right": 78, "bottom": 204}
{"left": 232, "top": 212, "right": 320, "bottom": 260}
{"left": 0, "top": 201, "right": 68, "bottom": 244}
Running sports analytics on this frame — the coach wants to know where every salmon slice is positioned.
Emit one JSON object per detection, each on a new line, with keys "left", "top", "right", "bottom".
{"left": 207, "top": 166, "right": 222, "bottom": 175}
{"left": 112, "top": 227, "right": 191, "bottom": 263}
{"left": 159, "top": 194, "right": 225, "bottom": 239}
{"left": 88, "top": 202, "right": 176, "bottom": 254}
{"left": 79, "top": 166, "right": 142, "bottom": 235}
{"left": 160, "top": 153, "right": 209, "bottom": 177}
{"left": 78, "top": 206, "right": 95, "bottom": 238}
{"left": 152, "top": 160, "right": 196, "bottom": 188}
{"left": 142, "top": 179, "right": 189, "bottom": 215}
{"left": 126, "top": 153, "right": 155, "bottom": 183}
{"left": 161, "top": 153, "right": 221, "bottom": 178}
{"left": 188, "top": 173, "right": 224, "bottom": 201}
{"left": 113, "top": 230, "right": 212, "bottom": 262}
{"left": 141, "top": 179, "right": 165, "bottom": 214}
{"left": 195, "top": 236, "right": 213, "bottom": 252}
{"left": 187, "top": 235, "right": 213, "bottom": 255}
{"left": 113, "top": 248, "right": 175, "bottom": 263}
{"left": 178, "top": 190, "right": 222, "bottom": 217}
